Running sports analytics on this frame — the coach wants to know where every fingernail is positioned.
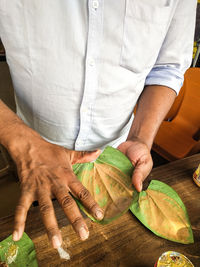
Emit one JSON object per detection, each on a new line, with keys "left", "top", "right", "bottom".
{"left": 52, "top": 235, "right": 62, "bottom": 248}
{"left": 79, "top": 227, "right": 89, "bottom": 240}
{"left": 95, "top": 210, "right": 104, "bottom": 220}
{"left": 12, "top": 231, "right": 19, "bottom": 241}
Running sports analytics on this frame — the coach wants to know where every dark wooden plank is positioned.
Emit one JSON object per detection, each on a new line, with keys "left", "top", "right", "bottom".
{"left": 0, "top": 154, "right": 200, "bottom": 266}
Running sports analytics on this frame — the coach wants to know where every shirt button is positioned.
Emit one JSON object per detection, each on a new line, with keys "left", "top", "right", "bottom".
{"left": 82, "top": 107, "right": 88, "bottom": 113}
{"left": 76, "top": 140, "right": 83, "bottom": 146}
{"left": 88, "top": 58, "right": 95, "bottom": 67}
{"left": 92, "top": 0, "right": 99, "bottom": 9}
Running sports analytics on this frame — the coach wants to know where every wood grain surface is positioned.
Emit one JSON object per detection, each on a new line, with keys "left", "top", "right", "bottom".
{"left": 0, "top": 154, "right": 200, "bottom": 267}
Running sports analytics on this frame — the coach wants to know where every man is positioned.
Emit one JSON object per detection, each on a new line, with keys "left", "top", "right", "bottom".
{"left": 0, "top": 0, "right": 197, "bottom": 249}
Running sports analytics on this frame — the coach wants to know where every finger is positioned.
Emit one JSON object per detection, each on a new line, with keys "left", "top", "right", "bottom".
{"left": 54, "top": 188, "right": 89, "bottom": 241}
{"left": 132, "top": 158, "right": 153, "bottom": 192}
{"left": 38, "top": 193, "right": 62, "bottom": 248}
{"left": 13, "top": 191, "right": 33, "bottom": 241}
{"left": 69, "top": 149, "right": 101, "bottom": 165}
{"left": 69, "top": 179, "right": 104, "bottom": 220}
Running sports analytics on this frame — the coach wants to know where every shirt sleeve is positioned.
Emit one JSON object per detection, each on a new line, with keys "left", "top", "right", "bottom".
{"left": 145, "top": 0, "right": 197, "bottom": 95}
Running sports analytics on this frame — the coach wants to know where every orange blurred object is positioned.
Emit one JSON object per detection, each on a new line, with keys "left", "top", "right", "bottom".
{"left": 153, "top": 68, "right": 200, "bottom": 161}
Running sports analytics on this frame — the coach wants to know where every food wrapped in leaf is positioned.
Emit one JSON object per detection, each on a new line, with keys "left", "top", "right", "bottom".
{"left": 73, "top": 146, "right": 136, "bottom": 223}
{"left": 130, "top": 180, "right": 194, "bottom": 244}
{"left": 0, "top": 233, "right": 38, "bottom": 267}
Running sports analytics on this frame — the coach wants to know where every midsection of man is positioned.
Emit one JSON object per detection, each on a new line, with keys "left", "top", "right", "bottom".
{"left": 0, "top": 0, "right": 184, "bottom": 151}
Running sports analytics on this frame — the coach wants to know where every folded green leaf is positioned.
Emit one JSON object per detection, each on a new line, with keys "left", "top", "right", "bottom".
{"left": 130, "top": 180, "right": 194, "bottom": 244}
{"left": 0, "top": 233, "right": 38, "bottom": 267}
{"left": 73, "top": 146, "right": 136, "bottom": 224}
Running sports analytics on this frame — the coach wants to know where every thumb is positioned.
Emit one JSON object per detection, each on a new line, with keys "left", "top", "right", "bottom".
{"left": 132, "top": 166, "right": 144, "bottom": 192}
{"left": 132, "top": 159, "right": 152, "bottom": 192}
{"left": 69, "top": 149, "right": 101, "bottom": 165}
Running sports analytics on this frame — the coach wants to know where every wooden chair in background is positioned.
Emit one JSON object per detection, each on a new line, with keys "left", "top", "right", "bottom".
{"left": 153, "top": 68, "right": 200, "bottom": 161}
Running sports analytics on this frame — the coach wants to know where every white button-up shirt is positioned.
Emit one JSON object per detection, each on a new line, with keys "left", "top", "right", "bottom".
{"left": 0, "top": 0, "right": 196, "bottom": 150}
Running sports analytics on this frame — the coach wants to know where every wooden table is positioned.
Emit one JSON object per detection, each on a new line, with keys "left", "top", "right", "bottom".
{"left": 0, "top": 154, "right": 200, "bottom": 267}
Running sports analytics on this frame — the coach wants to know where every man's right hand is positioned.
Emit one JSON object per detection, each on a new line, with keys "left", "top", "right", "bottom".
{"left": 0, "top": 101, "right": 104, "bottom": 249}
{"left": 12, "top": 133, "right": 103, "bottom": 248}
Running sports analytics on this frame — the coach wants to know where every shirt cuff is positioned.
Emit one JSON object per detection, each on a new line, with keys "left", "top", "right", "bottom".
{"left": 145, "top": 66, "right": 185, "bottom": 95}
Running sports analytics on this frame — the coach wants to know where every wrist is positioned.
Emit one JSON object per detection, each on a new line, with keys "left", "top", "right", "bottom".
{"left": 0, "top": 100, "right": 43, "bottom": 160}
{"left": 127, "top": 132, "right": 153, "bottom": 150}
{"left": 1, "top": 121, "right": 42, "bottom": 160}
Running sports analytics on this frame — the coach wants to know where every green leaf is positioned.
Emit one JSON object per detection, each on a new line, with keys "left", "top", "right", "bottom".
{"left": 130, "top": 180, "right": 194, "bottom": 244}
{"left": 73, "top": 147, "right": 193, "bottom": 244}
{"left": 0, "top": 232, "right": 38, "bottom": 267}
{"left": 73, "top": 146, "right": 136, "bottom": 224}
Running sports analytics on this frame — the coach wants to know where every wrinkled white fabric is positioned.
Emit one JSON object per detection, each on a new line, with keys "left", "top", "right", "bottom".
{"left": 0, "top": 0, "right": 196, "bottom": 150}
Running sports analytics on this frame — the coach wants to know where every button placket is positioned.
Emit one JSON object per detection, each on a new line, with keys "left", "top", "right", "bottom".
{"left": 75, "top": 0, "right": 104, "bottom": 150}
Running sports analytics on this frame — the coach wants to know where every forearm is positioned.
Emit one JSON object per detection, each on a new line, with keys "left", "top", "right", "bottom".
{"left": 0, "top": 100, "right": 41, "bottom": 155}
{"left": 127, "top": 85, "right": 176, "bottom": 149}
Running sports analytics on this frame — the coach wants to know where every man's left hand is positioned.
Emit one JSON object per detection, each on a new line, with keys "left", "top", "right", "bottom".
{"left": 118, "top": 139, "right": 153, "bottom": 192}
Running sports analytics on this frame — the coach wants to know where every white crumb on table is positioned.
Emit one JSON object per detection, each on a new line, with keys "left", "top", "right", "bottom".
{"left": 57, "top": 247, "right": 70, "bottom": 261}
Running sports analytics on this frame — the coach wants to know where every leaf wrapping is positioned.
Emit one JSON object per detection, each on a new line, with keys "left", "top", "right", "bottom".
{"left": 0, "top": 233, "right": 38, "bottom": 267}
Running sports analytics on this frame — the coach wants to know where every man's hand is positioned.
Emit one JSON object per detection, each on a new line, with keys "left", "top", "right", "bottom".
{"left": 117, "top": 85, "right": 177, "bottom": 191}
{"left": 118, "top": 139, "right": 153, "bottom": 192}
{"left": 0, "top": 100, "right": 104, "bottom": 248}
{"left": 11, "top": 133, "right": 103, "bottom": 248}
